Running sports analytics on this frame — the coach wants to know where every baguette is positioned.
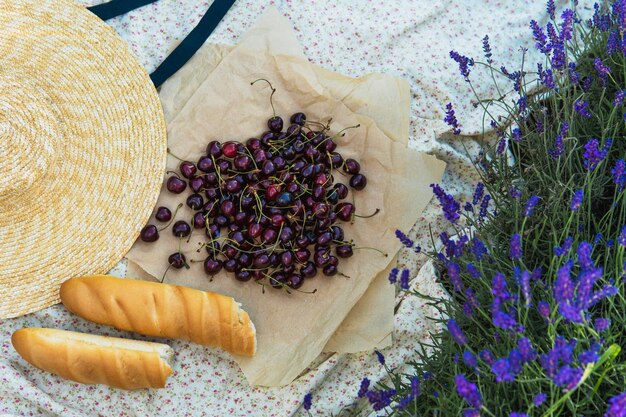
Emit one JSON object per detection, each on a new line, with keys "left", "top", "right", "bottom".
{"left": 60, "top": 275, "right": 257, "bottom": 357}
{"left": 11, "top": 328, "right": 174, "bottom": 390}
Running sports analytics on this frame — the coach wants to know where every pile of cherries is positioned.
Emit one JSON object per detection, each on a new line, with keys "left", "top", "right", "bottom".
{"left": 140, "top": 110, "right": 373, "bottom": 291}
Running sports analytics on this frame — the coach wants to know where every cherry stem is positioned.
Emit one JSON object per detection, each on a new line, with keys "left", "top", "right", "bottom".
{"left": 160, "top": 264, "right": 172, "bottom": 283}
{"left": 158, "top": 203, "right": 183, "bottom": 231}
{"left": 166, "top": 170, "right": 181, "bottom": 179}
{"left": 167, "top": 148, "right": 184, "bottom": 161}
{"left": 251, "top": 78, "right": 277, "bottom": 118}
{"left": 354, "top": 208, "right": 381, "bottom": 218}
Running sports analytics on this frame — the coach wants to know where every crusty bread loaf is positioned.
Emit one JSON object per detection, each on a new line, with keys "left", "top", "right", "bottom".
{"left": 60, "top": 275, "right": 257, "bottom": 357}
{"left": 11, "top": 328, "right": 174, "bottom": 390}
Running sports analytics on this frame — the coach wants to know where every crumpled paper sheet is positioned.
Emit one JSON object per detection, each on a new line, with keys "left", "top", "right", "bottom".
{"left": 137, "top": 17, "right": 413, "bottom": 354}
{"left": 127, "top": 8, "right": 444, "bottom": 386}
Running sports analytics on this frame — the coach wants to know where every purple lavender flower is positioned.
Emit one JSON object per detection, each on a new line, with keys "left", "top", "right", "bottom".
{"left": 510, "top": 413, "right": 528, "bottom": 417}
{"left": 553, "top": 366, "right": 583, "bottom": 391}
{"left": 518, "top": 337, "right": 537, "bottom": 362}
{"left": 431, "top": 183, "right": 461, "bottom": 223}
{"left": 303, "top": 393, "right": 313, "bottom": 411}
{"left": 496, "top": 138, "right": 507, "bottom": 155}
{"left": 615, "top": 90, "right": 626, "bottom": 107}
{"left": 511, "top": 128, "right": 522, "bottom": 143}
{"left": 582, "top": 76, "right": 593, "bottom": 92}
{"left": 466, "top": 263, "right": 481, "bottom": 279}
{"left": 575, "top": 98, "right": 592, "bottom": 118}
{"left": 479, "top": 194, "right": 491, "bottom": 220}
{"left": 375, "top": 350, "right": 385, "bottom": 365}
{"left": 577, "top": 241, "right": 594, "bottom": 270}
{"left": 554, "top": 260, "right": 575, "bottom": 298}
{"left": 608, "top": 29, "right": 621, "bottom": 55}
{"left": 517, "top": 96, "right": 527, "bottom": 113}
{"left": 533, "top": 392, "right": 547, "bottom": 406}
{"left": 538, "top": 300, "right": 551, "bottom": 319}
{"left": 395, "top": 377, "right": 420, "bottom": 410}
{"left": 520, "top": 270, "right": 531, "bottom": 307}
{"left": 357, "top": 377, "right": 370, "bottom": 398}
{"left": 541, "top": 68, "right": 556, "bottom": 90}
{"left": 366, "top": 388, "right": 396, "bottom": 411}
{"left": 551, "top": 41, "right": 566, "bottom": 70}
{"left": 579, "top": 345, "right": 600, "bottom": 366}
{"left": 523, "top": 195, "right": 540, "bottom": 217}
{"left": 444, "top": 103, "right": 461, "bottom": 135}
{"left": 463, "top": 350, "right": 478, "bottom": 369}
{"left": 472, "top": 182, "right": 485, "bottom": 205}
{"left": 560, "top": 9, "right": 575, "bottom": 40}
{"left": 463, "top": 410, "right": 480, "bottom": 417}
{"left": 448, "top": 262, "right": 463, "bottom": 292}
{"left": 492, "top": 358, "right": 514, "bottom": 382}
{"left": 594, "top": 58, "right": 611, "bottom": 84}
{"left": 549, "top": 135, "right": 564, "bottom": 159}
{"left": 570, "top": 189, "right": 584, "bottom": 211}
{"left": 614, "top": 0, "right": 626, "bottom": 32}
{"left": 472, "top": 238, "right": 488, "bottom": 260}
{"left": 450, "top": 51, "right": 474, "bottom": 78}
{"left": 568, "top": 62, "right": 580, "bottom": 84}
{"left": 605, "top": 392, "right": 626, "bottom": 417}
{"left": 400, "top": 269, "right": 410, "bottom": 290}
{"left": 482, "top": 35, "right": 492, "bottom": 63}
{"left": 612, "top": 160, "right": 626, "bottom": 192}
{"left": 554, "top": 236, "right": 573, "bottom": 257}
{"left": 619, "top": 226, "right": 626, "bottom": 246}
{"left": 509, "top": 187, "right": 522, "bottom": 199}
{"left": 547, "top": 0, "right": 555, "bottom": 19}
{"left": 455, "top": 375, "right": 483, "bottom": 408}
{"left": 530, "top": 20, "right": 550, "bottom": 54}
{"left": 510, "top": 234, "right": 522, "bottom": 260}
{"left": 492, "top": 272, "right": 510, "bottom": 302}
{"left": 388, "top": 267, "right": 399, "bottom": 284}
{"left": 480, "top": 349, "right": 495, "bottom": 365}
{"left": 448, "top": 320, "right": 468, "bottom": 346}
{"left": 395, "top": 229, "right": 413, "bottom": 248}
{"left": 583, "top": 139, "right": 607, "bottom": 170}
{"left": 492, "top": 307, "right": 518, "bottom": 330}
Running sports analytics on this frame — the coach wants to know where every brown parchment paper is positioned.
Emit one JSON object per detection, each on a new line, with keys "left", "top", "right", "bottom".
{"left": 144, "top": 12, "right": 412, "bottom": 354}
{"left": 127, "top": 8, "right": 445, "bottom": 386}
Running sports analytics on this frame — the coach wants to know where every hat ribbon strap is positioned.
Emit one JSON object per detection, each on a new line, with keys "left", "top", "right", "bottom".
{"left": 87, "top": 0, "right": 158, "bottom": 21}
{"left": 88, "top": 0, "right": 236, "bottom": 89}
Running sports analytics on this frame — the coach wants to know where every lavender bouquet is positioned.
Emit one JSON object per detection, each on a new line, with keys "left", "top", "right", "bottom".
{"left": 343, "top": 1, "right": 626, "bottom": 416}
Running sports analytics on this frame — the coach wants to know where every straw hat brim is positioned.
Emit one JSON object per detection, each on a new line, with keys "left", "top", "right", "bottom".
{"left": 0, "top": 0, "right": 167, "bottom": 318}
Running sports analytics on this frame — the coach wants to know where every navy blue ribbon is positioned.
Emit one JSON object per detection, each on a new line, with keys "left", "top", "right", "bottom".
{"left": 88, "top": 0, "right": 235, "bottom": 88}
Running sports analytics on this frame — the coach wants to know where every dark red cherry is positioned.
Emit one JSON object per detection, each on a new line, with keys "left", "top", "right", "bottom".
{"left": 343, "top": 158, "right": 360, "bottom": 174}
{"left": 186, "top": 193, "right": 204, "bottom": 210}
{"left": 197, "top": 156, "right": 214, "bottom": 172}
{"left": 207, "top": 140, "right": 222, "bottom": 158}
{"left": 235, "top": 270, "right": 252, "bottom": 282}
{"left": 167, "top": 176, "right": 187, "bottom": 194}
{"left": 301, "top": 262, "right": 317, "bottom": 278}
{"left": 323, "top": 265, "right": 338, "bottom": 276}
{"left": 180, "top": 161, "right": 197, "bottom": 179}
{"left": 288, "top": 274, "right": 304, "bottom": 289}
{"left": 268, "top": 116, "right": 284, "bottom": 133}
{"left": 189, "top": 176, "right": 205, "bottom": 193}
{"left": 172, "top": 221, "right": 191, "bottom": 237}
{"left": 193, "top": 212, "right": 206, "bottom": 229}
{"left": 155, "top": 207, "right": 172, "bottom": 222}
{"left": 336, "top": 244, "right": 353, "bottom": 258}
{"left": 349, "top": 174, "right": 367, "bottom": 190}
{"left": 203, "top": 257, "right": 222, "bottom": 275}
{"left": 168, "top": 252, "right": 187, "bottom": 269}
{"left": 140, "top": 224, "right": 159, "bottom": 242}
{"left": 222, "top": 141, "right": 238, "bottom": 158}
{"left": 335, "top": 202, "right": 355, "bottom": 221}
{"left": 290, "top": 112, "right": 306, "bottom": 126}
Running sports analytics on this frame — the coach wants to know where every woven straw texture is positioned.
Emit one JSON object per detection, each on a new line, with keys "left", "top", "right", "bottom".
{"left": 0, "top": 0, "right": 167, "bottom": 318}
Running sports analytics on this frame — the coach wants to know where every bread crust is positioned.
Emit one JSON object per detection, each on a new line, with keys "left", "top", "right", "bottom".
{"left": 60, "top": 275, "right": 257, "bottom": 356}
{"left": 11, "top": 328, "right": 173, "bottom": 390}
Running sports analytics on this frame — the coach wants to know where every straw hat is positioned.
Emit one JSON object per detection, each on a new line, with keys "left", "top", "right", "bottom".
{"left": 0, "top": 0, "right": 166, "bottom": 318}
